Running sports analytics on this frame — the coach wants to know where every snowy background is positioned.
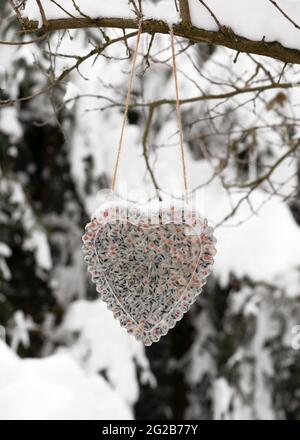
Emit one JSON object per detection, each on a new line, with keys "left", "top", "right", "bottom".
{"left": 1, "top": 0, "right": 300, "bottom": 420}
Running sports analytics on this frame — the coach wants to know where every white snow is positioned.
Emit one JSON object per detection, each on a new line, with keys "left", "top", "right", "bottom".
{"left": 189, "top": 0, "right": 300, "bottom": 51}
{"left": 23, "top": 229, "right": 52, "bottom": 272}
{"left": 188, "top": 312, "right": 216, "bottom": 384}
{"left": 58, "top": 299, "right": 152, "bottom": 405}
{"left": 213, "top": 377, "right": 233, "bottom": 420}
{"left": 0, "top": 340, "right": 132, "bottom": 420}
{"left": 22, "top": 0, "right": 180, "bottom": 27}
{"left": 0, "top": 108, "right": 23, "bottom": 142}
{"left": 0, "top": 298, "right": 151, "bottom": 419}
{"left": 19, "top": 0, "right": 300, "bottom": 51}
{"left": 211, "top": 189, "right": 300, "bottom": 285}
{"left": 63, "top": 81, "right": 81, "bottom": 110}
{"left": 0, "top": 179, "right": 53, "bottom": 273}
{"left": 0, "top": 243, "right": 12, "bottom": 258}
{"left": 274, "top": 268, "right": 300, "bottom": 297}
{"left": 0, "top": 243, "right": 12, "bottom": 280}
{"left": 9, "top": 311, "right": 36, "bottom": 352}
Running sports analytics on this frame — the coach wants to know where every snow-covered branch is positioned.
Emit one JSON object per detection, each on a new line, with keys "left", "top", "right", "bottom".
{"left": 9, "top": 0, "right": 300, "bottom": 65}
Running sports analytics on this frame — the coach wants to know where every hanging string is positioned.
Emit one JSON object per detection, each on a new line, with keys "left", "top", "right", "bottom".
{"left": 169, "top": 25, "right": 189, "bottom": 197}
{"left": 111, "top": 21, "right": 189, "bottom": 199}
{"left": 111, "top": 21, "right": 143, "bottom": 192}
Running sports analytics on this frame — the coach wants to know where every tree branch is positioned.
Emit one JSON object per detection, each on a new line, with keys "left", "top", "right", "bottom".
{"left": 11, "top": 12, "right": 300, "bottom": 65}
{"left": 179, "top": 0, "right": 191, "bottom": 25}
{"left": 15, "top": 15, "right": 300, "bottom": 65}
{"left": 142, "top": 105, "right": 162, "bottom": 201}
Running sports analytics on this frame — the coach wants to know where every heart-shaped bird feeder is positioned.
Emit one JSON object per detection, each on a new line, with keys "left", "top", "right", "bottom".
{"left": 82, "top": 201, "right": 216, "bottom": 346}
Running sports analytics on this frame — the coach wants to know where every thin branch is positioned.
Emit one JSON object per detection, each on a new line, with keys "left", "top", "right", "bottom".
{"left": 197, "top": 0, "right": 222, "bottom": 30}
{"left": 0, "top": 33, "right": 48, "bottom": 45}
{"left": 36, "top": 0, "right": 48, "bottom": 28}
{"left": 142, "top": 105, "right": 163, "bottom": 200}
{"left": 216, "top": 140, "right": 300, "bottom": 226}
{"left": 268, "top": 0, "right": 300, "bottom": 31}
{"left": 119, "top": 81, "right": 300, "bottom": 110}
{"left": 0, "top": 31, "right": 139, "bottom": 108}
